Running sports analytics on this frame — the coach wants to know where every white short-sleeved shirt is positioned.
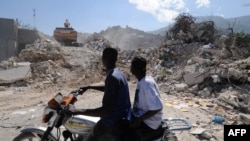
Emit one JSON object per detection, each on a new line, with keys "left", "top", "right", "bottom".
{"left": 132, "top": 76, "right": 163, "bottom": 129}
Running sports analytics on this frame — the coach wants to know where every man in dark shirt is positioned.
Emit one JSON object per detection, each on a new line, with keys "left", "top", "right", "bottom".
{"left": 69, "top": 47, "right": 131, "bottom": 141}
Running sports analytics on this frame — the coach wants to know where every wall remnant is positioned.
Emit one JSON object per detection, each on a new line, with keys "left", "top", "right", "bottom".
{"left": 0, "top": 18, "right": 39, "bottom": 61}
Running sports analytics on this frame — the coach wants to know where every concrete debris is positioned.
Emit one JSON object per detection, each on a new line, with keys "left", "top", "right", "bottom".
{"left": 190, "top": 128, "right": 206, "bottom": 135}
{"left": 18, "top": 39, "right": 66, "bottom": 63}
{"left": 173, "top": 21, "right": 215, "bottom": 44}
{"left": 174, "top": 83, "right": 188, "bottom": 91}
{"left": 239, "top": 114, "right": 250, "bottom": 124}
{"left": 84, "top": 33, "right": 116, "bottom": 51}
{"left": 1, "top": 25, "right": 250, "bottom": 141}
{"left": 216, "top": 92, "right": 250, "bottom": 114}
{"left": 183, "top": 72, "right": 208, "bottom": 86}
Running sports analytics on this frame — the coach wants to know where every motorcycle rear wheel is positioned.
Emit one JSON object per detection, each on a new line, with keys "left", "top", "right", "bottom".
{"left": 13, "top": 132, "right": 56, "bottom": 141}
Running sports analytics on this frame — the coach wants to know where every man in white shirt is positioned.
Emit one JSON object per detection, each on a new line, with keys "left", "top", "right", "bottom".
{"left": 128, "top": 56, "right": 163, "bottom": 141}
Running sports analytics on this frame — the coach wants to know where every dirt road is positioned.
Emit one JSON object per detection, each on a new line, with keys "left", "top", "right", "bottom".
{"left": 0, "top": 46, "right": 224, "bottom": 141}
{"left": 0, "top": 80, "right": 224, "bottom": 141}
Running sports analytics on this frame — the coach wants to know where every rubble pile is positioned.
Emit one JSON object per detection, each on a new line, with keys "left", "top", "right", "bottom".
{"left": 84, "top": 33, "right": 116, "bottom": 51}
{"left": 82, "top": 33, "right": 250, "bottom": 106}
{"left": 169, "top": 20, "right": 216, "bottom": 44}
{"left": 217, "top": 92, "right": 250, "bottom": 115}
{"left": 115, "top": 34, "right": 250, "bottom": 140}
{"left": 2, "top": 25, "right": 250, "bottom": 141}
{"left": 18, "top": 39, "right": 66, "bottom": 63}
{"left": 0, "top": 57, "right": 18, "bottom": 70}
{"left": 30, "top": 60, "right": 70, "bottom": 82}
{"left": 188, "top": 21, "right": 215, "bottom": 43}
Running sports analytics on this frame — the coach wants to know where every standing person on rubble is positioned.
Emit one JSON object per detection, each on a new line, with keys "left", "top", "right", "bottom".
{"left": 127, "top": 56, "right": 163, "bottom": 141}
{"left": 67, "top": 46, "right": 131, "bottom": 141}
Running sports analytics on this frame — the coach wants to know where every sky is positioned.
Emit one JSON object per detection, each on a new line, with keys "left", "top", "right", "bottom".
{"left": 0, "top": 0, "right": 250, "bottom": 36}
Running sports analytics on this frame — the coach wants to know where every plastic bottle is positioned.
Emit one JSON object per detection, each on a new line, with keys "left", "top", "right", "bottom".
{"left": 212, "top": 115, "right": 224, "bottom": 124}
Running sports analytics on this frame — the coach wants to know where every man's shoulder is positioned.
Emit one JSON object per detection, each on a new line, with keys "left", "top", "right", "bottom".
{"left": 107, "top": 68, "right": 127, "bottom": 82}
{"left": 139, "top": 76, "right": 157, "bottom": 86}
{"left": 113, "top": 68, "right": 126, "bottom": 76}
{"left": 145, "top": 76, "right": 157, "bottom": 82}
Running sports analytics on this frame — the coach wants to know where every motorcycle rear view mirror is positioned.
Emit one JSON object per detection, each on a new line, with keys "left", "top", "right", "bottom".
{"left": 47, "top": 93, "right": 63, "bottom": 109}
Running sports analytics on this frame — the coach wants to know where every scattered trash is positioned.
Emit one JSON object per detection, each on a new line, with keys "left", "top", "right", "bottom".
{"left": 181, "top": 109, "right": 189, "bottom": 112}
{"left": 28, "top": 114, "right": 35, "bottom": 120}
{"left": 165, "top": 102, "right": 174, "bottom": 107}
{"left": 212, "top": 115, "right": 224, "bottom": 124}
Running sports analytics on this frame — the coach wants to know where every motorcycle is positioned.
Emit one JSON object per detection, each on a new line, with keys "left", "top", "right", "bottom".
{"left": 13, "top": 88, "right": 192, "bottom": 141}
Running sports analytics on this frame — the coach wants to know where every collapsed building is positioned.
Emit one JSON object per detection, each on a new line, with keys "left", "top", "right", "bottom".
{"left": 0, "top": 18, "right": 39, "bottom": 61}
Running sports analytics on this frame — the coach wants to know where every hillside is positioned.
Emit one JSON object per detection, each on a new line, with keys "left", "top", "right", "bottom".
{"left": 75, "top": 15, "right": 250, "bottom": 50}
{"left": 99, "top": 26, "right": 164, "bottom": 50}
{"left": 195, "top": 15, "right": 250, "bottom": 33}
{"left": 150, "top": 15, "right": 250, "bottom": 35}
{"left": 76, "top": 25, "right": 165, "bottom": 50}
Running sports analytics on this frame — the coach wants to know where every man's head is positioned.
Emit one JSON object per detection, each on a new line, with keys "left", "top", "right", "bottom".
{"left": 102, "top": 47, "right": 118, "bottom": 69}
{"left": 131, "top": 56, "right": 147, "bottom": 79}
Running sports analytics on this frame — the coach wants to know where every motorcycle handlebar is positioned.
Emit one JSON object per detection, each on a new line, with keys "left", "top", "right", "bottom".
{"left": 70, "top": 89, "right": 82, "bottom": 96}
{"left": 70, "top": 87, "right": 88, "bottom": 96}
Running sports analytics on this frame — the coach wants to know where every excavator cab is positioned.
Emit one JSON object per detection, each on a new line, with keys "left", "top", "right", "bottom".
{"left": 53, "top": 19, "right": 78, "bottom": 46}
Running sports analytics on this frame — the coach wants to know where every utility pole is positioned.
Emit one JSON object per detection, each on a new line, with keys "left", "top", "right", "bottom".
{"left": 33, "top": 9, "right": 36, "bottom": 29}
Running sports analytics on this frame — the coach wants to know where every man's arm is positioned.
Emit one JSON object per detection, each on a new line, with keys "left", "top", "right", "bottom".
{"left": 88, "top": 85, "right": 105, "bottom": 92}
{"left": 79, "top": 85, "right": 105, "bottom": 94}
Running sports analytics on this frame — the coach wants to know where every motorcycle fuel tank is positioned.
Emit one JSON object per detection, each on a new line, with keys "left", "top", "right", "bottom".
{"left": 64, "top": 115, "right": 100, "bottom": 135}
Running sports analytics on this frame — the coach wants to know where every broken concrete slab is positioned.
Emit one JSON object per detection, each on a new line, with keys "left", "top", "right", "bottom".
{"left": 239, "top": 114, "right": 250, "bottom": 124}
{"left": 175, "top": 83, "right": 188, "bottom": 91}
{"left": 0, "top": 65, "right": 30, "bottom": 81}
{"left": 183, "top": 72, "right": 209, "bottom": 86}
{"left": 190, "top": 127, "right": 206, "bottom": 135}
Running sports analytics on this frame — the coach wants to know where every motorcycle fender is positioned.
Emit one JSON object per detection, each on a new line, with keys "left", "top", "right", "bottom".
{"left": 19, "top": 126, "right": 58, "bottom": 140}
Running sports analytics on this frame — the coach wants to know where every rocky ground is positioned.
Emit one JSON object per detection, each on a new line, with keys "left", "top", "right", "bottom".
{"left": 1, "top": 31, "right": 250, "bottom": 141}
{"left": 0, "top": 79, "right": 205, "bottom": 141}
{"left": 0, "top": 46, "right": 219, "bottom": 141}
{"left": 1, "top": 80, "right": 222, "bottom": 141}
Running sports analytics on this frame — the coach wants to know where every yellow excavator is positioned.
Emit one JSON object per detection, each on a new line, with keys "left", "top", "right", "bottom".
{"left": 53, "top": 19, "right": 79, "bottom": 46}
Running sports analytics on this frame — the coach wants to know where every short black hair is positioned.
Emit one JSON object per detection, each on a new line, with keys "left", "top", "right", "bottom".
{"left": 102, "top": 47, "right": 118, "bottom": 64}
{"left": 131, "top": 56, "right": 147, "bottom": 74}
